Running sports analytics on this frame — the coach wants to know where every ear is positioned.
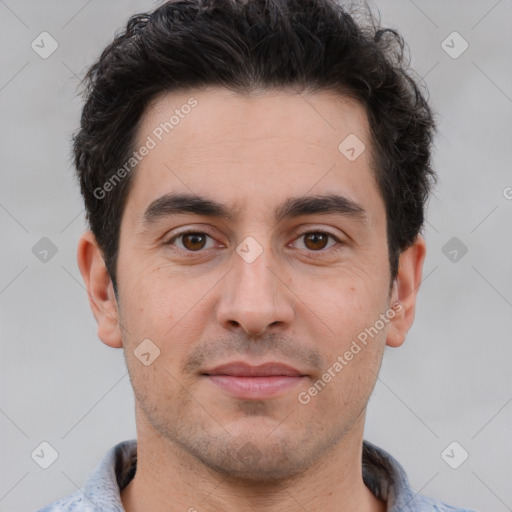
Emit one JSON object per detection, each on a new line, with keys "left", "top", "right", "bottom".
{"left": 386, "top": 234, "right": 427, "bottom": 348}
{"left": 76, "top": 230, "right": 123, "bottom": 349}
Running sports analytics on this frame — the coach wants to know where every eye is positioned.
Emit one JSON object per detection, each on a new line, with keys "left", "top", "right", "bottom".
{"left": 165, "top": 231, "right": 217, "bottom": 252}
{"left": 164, "top": 229, "right": 342, "bottom": 254}
{"left": 292, "top": 231, "right": 342, "bottom": 252}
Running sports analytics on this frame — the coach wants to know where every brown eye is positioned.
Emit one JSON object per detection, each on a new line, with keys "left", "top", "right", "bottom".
{"left": 303, "top": 232, "right": 330, "bottom": 250}
{"left": 181, "top": 233, "right": 207, "bottom": 251}
{"left": 292, "top": 231, "right": 341, "bottom": 253}
{"left": 167, "top": 232, "right": 216, "bottom": 252}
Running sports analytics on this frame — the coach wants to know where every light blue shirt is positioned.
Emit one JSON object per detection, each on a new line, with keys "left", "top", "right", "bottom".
{"left": 36, "top": 439, "right": 476, "bottom": 511}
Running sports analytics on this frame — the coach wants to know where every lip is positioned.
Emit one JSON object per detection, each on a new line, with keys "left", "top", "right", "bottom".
{"left": 201, "top": 361, "right": 308, "bottom": 400}
{"left": 203, "top": 361, "right": 306, "bottom": 377}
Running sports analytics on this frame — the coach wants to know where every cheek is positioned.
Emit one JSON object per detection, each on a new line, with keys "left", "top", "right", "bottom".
{"left": 298, "top": 270, "right": 385, "bottom": 334}
{"left": 119, "top": 270, "right": 212, "bottom": 376}
{"left": 296, "top": 268, "right": 390, "bottom": 382}
{"left": 120, "top": 267, "right": 198, "bottom": 335}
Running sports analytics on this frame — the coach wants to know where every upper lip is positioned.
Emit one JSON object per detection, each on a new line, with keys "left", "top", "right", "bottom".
{"left": 202, "top": 361, "right": 306, "bottom": 377}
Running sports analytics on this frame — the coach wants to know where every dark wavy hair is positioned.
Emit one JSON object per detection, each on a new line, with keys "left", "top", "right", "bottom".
{"left": 73, "top": 0, "right": 436, "bottom": 295}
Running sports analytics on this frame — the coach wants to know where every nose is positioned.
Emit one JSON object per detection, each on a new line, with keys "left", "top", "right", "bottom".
{"left": 216, "top": 246, "right": 295, "bottom": 336}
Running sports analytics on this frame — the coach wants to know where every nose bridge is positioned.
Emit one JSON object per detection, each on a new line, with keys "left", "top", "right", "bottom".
{"left": 236, "top": 246, "right": 276, "bottom": 300}
{"left": 216, "top": 238, "right": 293, "bottom": 334}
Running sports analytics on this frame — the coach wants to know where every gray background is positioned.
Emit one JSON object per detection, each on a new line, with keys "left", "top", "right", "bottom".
{"left": 1, "top": 1, "right": 511, "bottom": 511}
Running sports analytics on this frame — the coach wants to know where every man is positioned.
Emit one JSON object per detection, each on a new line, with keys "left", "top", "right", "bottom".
{"left": 37, "top": 0, "right": 475, "bottom": 510}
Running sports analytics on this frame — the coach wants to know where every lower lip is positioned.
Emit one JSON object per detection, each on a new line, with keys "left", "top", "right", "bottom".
{"left": 205, "top": 375, "right": 306, "bottom": 399}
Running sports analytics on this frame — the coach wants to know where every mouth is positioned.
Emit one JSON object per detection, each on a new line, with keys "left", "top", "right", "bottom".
{"left": 201, "top": 361, "right": 308, "bottom": 400}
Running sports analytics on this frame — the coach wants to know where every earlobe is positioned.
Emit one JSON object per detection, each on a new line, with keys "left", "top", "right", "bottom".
{"left": 385, "top": 234, "right": 427, "bottom": 348}
{"left": 76, "top": 230, "right": 123, "bottom": 349}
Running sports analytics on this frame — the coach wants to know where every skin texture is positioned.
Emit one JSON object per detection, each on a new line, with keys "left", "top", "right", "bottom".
{"left": 77, "top": 87, "right": 426, "bottom": 512}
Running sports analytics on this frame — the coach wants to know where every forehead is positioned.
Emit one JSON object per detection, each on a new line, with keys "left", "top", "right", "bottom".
{"left": 126, "top": 87, "right": 382, "bottom": 224}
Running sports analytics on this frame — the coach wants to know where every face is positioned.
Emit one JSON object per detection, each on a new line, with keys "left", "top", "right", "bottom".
{"left": 80, "top": 87, "right": 423, "bottom": 481}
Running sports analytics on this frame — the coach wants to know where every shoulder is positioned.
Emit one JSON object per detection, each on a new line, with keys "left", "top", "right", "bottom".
{"left": 34, "top": 440, "right": 136, "bottom": 512}
{"left": 362, "top": 440, "right": 477, "bottom": 512}
{"left": 34, "top": 486, "right": 126, "bottom": 512}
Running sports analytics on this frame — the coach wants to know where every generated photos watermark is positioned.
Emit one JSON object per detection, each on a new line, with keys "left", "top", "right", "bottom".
{"left": 297, "top": 301, "right": 403, "bottom": 405}
{"left": 93, "top": 97, "right": 198, "bottom": 200}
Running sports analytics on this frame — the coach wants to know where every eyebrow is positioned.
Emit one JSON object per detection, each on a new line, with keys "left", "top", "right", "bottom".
{"left": 141, "top": 192, "right": 369, "bottom": 227}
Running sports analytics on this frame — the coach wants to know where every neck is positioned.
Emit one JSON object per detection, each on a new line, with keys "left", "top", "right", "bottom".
{"left": 121, "top": 411, "right": 386, "bottom": 512}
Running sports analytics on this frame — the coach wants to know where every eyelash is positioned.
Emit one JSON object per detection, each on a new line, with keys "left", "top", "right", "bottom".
{"left": 164, "top": 229, "right": 344, "bottom": 256}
